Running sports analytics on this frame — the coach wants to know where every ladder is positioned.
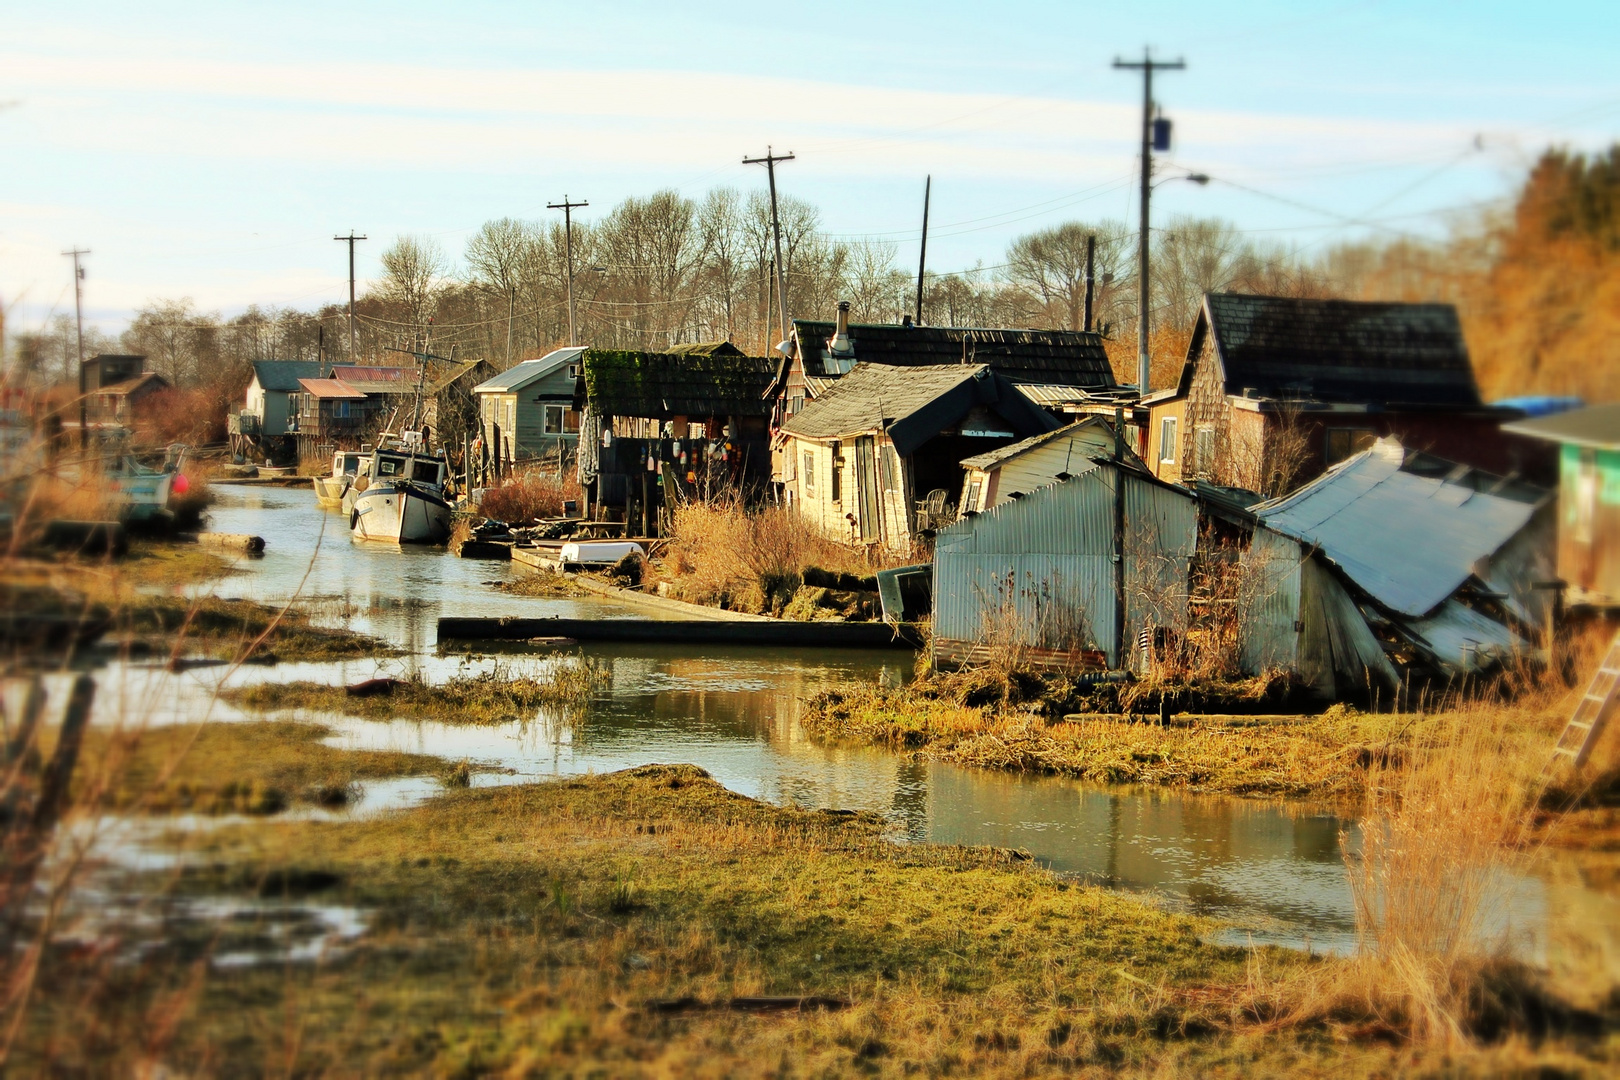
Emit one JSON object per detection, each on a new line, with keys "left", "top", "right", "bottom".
{"left": 1549, "top": 629, "right": 1620, "bottom": 771}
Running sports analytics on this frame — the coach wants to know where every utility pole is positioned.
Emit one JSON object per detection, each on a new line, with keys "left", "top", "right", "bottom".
{"left": 743, "top": 147, "right": 795, "bottom": 349}
{"left": 1114, "top": 51, "right": 1184, "bottom": 394}
{"left": 1083, "top": 234, "right": 1096, "bottom": 333}
{"left": 334, "top": 231, "right": 366, "bottom": 364}
{"left": 915, "top": 175, "right": 931, "bottom": 326}
{"left": 62, "top": 247, "right": 89, "bottom": 450}
{"left": 548, "top": 196, "right": 589, "bottom": 347}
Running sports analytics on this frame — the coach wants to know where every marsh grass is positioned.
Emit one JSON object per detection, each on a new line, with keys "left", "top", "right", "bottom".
{"left": 498, "top": 566, "right": 589, "bottom": 597}
{"left": 802, "top": 682, "right": 1430, "bottom": 799}
{"left": 13, "top": 759, "right": 1612, "bottom": 1076}
{"left": 661, "top": 502, "right": 905, "bottom": 615}
{"left": 223, "top": 658, "right": 609, "bottom": 725}
{"left": 79, "top": 720, "right": 443, "bottom": 815}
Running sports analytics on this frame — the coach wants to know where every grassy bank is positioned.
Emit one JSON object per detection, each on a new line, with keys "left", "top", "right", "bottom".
{"left": 4, "top": 545, "right": 394, "bottom": 662}
{"left": 222, "top": 661, "right": 606, "bottom": 724}
{"left": 79, "top": 720, "right": 449, "bottom": 814}
{"left": 801, "top": 680, "right": 1570, "bottom": 803}
{"left": 13, "top": 723, "right": 1613, "bottom": 1074}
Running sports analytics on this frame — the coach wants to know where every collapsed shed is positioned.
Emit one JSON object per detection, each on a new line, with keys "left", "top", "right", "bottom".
{"left": 1241, "top": 437, "right": 1553, "bottom": 696}
{"left": 931, "top": 459, "right": 1198, "bottom": 671}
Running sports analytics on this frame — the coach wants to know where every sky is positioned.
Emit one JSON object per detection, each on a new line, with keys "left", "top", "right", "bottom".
{"left": 3, "top": 0, "right": 1618, "bottom": 338}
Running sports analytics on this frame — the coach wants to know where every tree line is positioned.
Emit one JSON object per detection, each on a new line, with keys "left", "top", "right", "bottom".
{"left": 10, "top": 146, "right": 1618, "bottom": 413}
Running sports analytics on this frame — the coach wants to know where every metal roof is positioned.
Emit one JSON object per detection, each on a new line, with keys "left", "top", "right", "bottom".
{"left": 958, "top": 417, "right": 1120, "bottom": 470}
{"left": 792, "top": 320, "right": 1116, "bottom": 388}
{"left": 1254, "top": 437, "right": 1542, "bottom": 617}
{"left": 780, "top": 362, "right": 1058, "bottom": 456}
{"left": 250, "top": 360, "right": 322, "bottom": 392}
{"left": 1502, "top": 402, "right": 1620, "bottom": 450}
{"left": 1191, "top": 293, "right": 1482, "bottom": 407}
{"left": 297, "top": 378, "right": 366, "bottom": 400}
{"left": 472, "top": 347, "right": 586, "bottom": 394}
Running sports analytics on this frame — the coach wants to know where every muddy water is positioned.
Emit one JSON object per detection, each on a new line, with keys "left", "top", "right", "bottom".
{"left": 99, "top": 485, "right": 1588, "bottom": 957}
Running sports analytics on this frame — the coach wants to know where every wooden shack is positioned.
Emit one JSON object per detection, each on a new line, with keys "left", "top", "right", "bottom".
{"left": 574, "top": 342, "right": 775, "bottom": 531}
{"left": 1504, "top": 403, "right": 1620, "bottom": 608}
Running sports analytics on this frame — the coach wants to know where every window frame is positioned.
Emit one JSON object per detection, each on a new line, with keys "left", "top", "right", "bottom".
{"left": 1158, "top": 416, "right": 1178, "bottom": 464}
{"left": 801, "top": 448, "right": 816, "bottom": 497}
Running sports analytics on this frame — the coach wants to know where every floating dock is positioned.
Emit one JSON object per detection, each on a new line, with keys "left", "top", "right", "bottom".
{"left": 437, "top": 616, "right": 922, "bottom": 649}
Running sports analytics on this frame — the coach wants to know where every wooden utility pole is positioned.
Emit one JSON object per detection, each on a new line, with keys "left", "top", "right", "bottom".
{"left": 334, "top": 231, "right": 366, "bottom": 363}
{"left": 1113, "top": 52, "right": 1184, "bottom": 394}
{"left": 743, "top": 148, "right": 795, "bottom": 349}
{"left": 915, "top": 175, "right": 931, "bottom": 326}
{"left": 548, "top": 196, "right": 589, "bottom": 347}
{"left": 61, "top": 248, "right": 89, "bottom": 450}
{"left": 1083, "top": 234, "right": 1096, "bottom": 332}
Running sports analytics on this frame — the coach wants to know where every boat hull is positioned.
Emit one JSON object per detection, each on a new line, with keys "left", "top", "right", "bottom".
{"left": 312, "top": 475, "right": 351, "bottom": 508}
{"left": 350, "top": 483, "right": 452, "bottom": 544}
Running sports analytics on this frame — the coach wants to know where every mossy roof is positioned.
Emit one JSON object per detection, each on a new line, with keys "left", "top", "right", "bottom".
{"left": 578, "top": 343, "right": 774, "bottom": 420}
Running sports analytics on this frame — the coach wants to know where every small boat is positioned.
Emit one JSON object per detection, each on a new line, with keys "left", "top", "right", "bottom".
{"left": 348, "top": 435, "right": 453, "bottom": 544}
{"left": 313, "top": 450, "right": 366, "bottom": 508}
{"left": 106, "top": 444, "right": 187, "bottom": 523}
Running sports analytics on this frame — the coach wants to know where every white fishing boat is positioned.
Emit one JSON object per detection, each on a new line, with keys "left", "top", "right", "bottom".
{"left": 313, "top": 449, "right": 366, "bottom": 508}
{"left": 106, "top": 444, "right": 187, "bottom": 523}
{"left": 348, "top": 433, "right": 453, "bottom": 544}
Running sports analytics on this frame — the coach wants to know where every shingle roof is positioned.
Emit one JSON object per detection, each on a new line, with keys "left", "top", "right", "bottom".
{"left": 578, "top": 345, "right": 774, "bottom": 419}
{"left": 792, "top": 321, "right": 1116, "bottom": 388}
{"left": 251, "top": 360, "right": 322, "bottom": 393}
{"left": 99, "top": 372, "right": 169, "bottom": 396}
{"left": 1502, "top": 403, "right": 1620, "bottom": 450}
{"left": 473, "top": 347, "right": 585, "bottom": 394}
{"left": 781, "top": 363, "right": 1059, "bottom": 456}
{"left": 1195, "top": 293, "right": 1482, "bottom": 406}
{"left": 1253, "top": 437, "right": 1544, "bottom": 617}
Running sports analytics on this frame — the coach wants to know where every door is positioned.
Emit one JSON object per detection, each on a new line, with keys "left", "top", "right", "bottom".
{"left": 854, "top": 435, "right": 882, "bottom": 543}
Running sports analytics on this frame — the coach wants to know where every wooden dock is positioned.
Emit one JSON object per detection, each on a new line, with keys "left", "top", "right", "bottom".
{"left": 437, "top": 615, "right": 922, "bottom": 649}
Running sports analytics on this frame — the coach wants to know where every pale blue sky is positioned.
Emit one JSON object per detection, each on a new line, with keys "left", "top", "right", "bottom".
{"left": 4, "top": 0, "right": 1617, "bottom": 334}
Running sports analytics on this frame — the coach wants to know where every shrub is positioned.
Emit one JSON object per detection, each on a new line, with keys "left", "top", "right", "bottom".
{"left": 478, "top": 472, "right": 581, "bottom": 524}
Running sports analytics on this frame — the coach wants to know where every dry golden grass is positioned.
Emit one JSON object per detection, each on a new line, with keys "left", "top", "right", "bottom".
{"left": 661, "top": 502, "right": 910, "bottom": 615}
{"left": 478, "top": 471, "right": 581, "bottom": 523}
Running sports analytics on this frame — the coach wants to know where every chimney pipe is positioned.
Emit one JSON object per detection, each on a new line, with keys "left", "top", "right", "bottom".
{"left": 829, "top": 300, "right": 853, "bottom": 356}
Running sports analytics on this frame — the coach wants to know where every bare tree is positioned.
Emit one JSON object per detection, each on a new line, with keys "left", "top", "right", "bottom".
{"left": 846, "top": 239, "right": 908, "bottom": 323}
{"left": 378, "top": 235, "right": 448, "bottom": 335}
{"left": 1006, "top": 222, "right": 1131, "bottom": 331}
{"left": 465, "top": 218, "right": 536, "bottom": 368}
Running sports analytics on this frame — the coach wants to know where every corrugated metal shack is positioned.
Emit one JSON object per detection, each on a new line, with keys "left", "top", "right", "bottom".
{"left": 573, "top": 342, "right": 776, "bottom": 531}
{"left": 932, "top": 459, "right": 1198, "bottom": 671}
{"left": 1241, "top": 437, "right": 1554, "bottom": 696}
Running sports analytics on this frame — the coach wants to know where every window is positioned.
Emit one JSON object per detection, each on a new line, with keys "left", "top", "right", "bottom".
{"left": 544, "top": 405, "right": 580, "bottom": 435}
{"left": 964, "top": 479, "right": 983, "bottom": 513}
{"left": 1158, "top": 417, "right": 1178, "bottom": 464}
{"left": 789, "top": 395, "right": 805, "bottom": 417}
{"left": 829, "top": 443, "right": 843, "bottom": 502}
{"left": 1324, "top": 427, "right": 1376, "bottom": 466}
{"left": 377, "top": 456, "right": 402, "bottom": 477}
{"left": 333, "top": 400, "right": 351, "bottom": 419}
{"left": 801, "top": 449, "right": 816, "bottom": 496}
{"left": 411, "top": 459, "right": 441, "bottom": 483}
{"left": 1195, "top": 426, "right": 1215, "bottom": 479}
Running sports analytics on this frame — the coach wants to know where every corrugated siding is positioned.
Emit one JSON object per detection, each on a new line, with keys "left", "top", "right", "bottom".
{"left": 934, "top": 467, "right": 1197, "bottom": 667}
{"left": 986, "top": 432, "right": 1106, "bottom": 507}
{"left": 1122, "top": 474, "right": 1198, "bottom": 645}
{"left": 1239, "top": 527, "right": 1304, "bottom": 676}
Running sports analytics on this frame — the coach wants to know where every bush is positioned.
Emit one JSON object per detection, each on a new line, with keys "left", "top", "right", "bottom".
{"left": 665, "top": 503, "right": 900, "bottom": 615}
{"left": 478, "top": 472, "right": 580, "bottom": 524}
